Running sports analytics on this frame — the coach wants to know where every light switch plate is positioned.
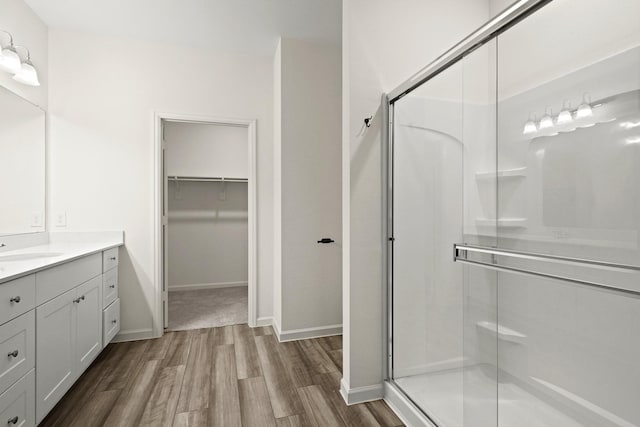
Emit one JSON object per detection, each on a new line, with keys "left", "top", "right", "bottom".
{"left": 54, "top": 211, "right": 67, "bottom": 227}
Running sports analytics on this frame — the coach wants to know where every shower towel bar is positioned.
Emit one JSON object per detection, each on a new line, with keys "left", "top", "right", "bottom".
{"left": 168, "top": 176, "right": 248, "bottom": 183}
{"left": 453, "top": 243, "right": 640, "bottom": 296}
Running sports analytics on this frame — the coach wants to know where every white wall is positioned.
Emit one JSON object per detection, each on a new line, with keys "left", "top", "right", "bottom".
{"left": 47, "top": 30, "right": 273, "bottom": 339}
{"left": 168, "top": 181, "right": 248, "bottom": 289}
{"left": 0, "top": 0, "right": 47, "bottom": 108}
{"left": 165, "top": 121, "right": 248, "bottom": 179}
{"left": 273, "top": 38, "right": 342, "bottom": 334}
{"left": 342, "top": 0, "right": 492, "bottom": 394}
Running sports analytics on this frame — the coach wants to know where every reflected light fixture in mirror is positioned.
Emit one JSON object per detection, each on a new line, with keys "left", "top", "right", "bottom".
{"left": 539, "top": 107, "right": 554, "bottom": 129}
{"left": 576, "top": 93, "right": 593, "bottom": 119}
{"left": 0, "top": 31, "right": 21, "bottom": 74}
{"left": 13, "top": 46, "right": 40, "bottom": 86}
{"left": 556, "top": 100, "right": 573, "bottom": 124}
{"left": 523, "top": 113, "right": 538, "bottom": 135}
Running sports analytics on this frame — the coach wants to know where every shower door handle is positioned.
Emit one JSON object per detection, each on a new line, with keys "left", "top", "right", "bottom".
{"left": 317, "top": 238, "right": 335, "bottom": 244}
{"left": 453, "top": 243, "right": 640, "bottom": 296}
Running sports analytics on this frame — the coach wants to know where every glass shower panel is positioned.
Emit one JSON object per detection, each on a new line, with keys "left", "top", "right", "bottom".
{"left": 391, "top": 61, "right": 465, "bottom": 426}
{"left": 495, "top": 0, "right": 640, "bottom": 425}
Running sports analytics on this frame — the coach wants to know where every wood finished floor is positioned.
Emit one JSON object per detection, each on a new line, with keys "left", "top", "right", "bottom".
{"left": 40, "top": 325, "right": 404, "bottom": 427}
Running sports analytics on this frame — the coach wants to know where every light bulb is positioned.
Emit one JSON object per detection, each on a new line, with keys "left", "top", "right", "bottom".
{"left": 0, "top": 46, "right": 21, "bottom": 73}
{"left": 540, "top": 109, "right": 554, "bottom": 130}
{"left": 556, "top": 101, "right": 573, "bottom": 124}
{"left": 12, "top": 61, "right": 40, "bottom": 86}
{"left": 576, "top": 93, "right": 593, "bottom": 119}
{"left": 523, "top": 113, "right": 537, "bottom": 135}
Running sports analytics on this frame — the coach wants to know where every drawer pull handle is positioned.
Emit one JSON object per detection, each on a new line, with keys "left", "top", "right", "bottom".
{"left": 7, "top": 350, "right": 18, "bottom": 358}
{"left": 109, "top": 257, "right": 117, "bottom": 261}
{"left": 8, "top": 416, "right": 18, "bottom": 425}
{"left": 112, "top": 319, "right": 117, "bottom": 324}
{"left": 109, "top": 284, "right": 116, "bottom": 289}
{"left": 9, "top": 296, "right": 20, "bottom": 303}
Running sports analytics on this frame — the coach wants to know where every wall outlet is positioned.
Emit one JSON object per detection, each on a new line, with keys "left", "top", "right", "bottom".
{"left": 54, "top": 211, "right": 67, "bottom": 227}
{"left": 31, "top": 211, "right": 43, "bottom": 227}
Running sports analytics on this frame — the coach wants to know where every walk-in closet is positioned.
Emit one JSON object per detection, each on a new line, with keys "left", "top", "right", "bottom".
{"left": 163, "top": 120, "right": 249, "bottom": 331}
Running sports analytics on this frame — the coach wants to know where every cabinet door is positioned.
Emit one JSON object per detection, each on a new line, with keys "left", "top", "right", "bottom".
{"left": 75, "top": 276, "right": 102, "bottom": 374}
{"left": 36, "top": 289, "right": 76, "bottom": 423}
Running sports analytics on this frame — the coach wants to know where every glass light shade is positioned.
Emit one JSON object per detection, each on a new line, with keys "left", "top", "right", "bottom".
{"left": 576, "top": 102, "right": 593, "bottom": 119}
{"left": 523, "top": 120, "right": 537, "bottom": 135}
{"left": 556, "top": 109, "right": 573, "bottom": 124}
{"left": 0, "top": 47, "right": 21, "bottom": 73}
{"left": 12, "top": 62, "right": 40, "bottom": 86}
{"left": 539, "top": 114, "right": 554, "bottom": 129}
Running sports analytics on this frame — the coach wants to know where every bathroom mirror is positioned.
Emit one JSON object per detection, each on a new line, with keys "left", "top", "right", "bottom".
{"left": 0, "top": 85, "right": 46, "bottom": 236}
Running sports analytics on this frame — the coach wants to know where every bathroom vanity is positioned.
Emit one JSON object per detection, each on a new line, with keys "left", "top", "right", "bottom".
{"left": 0, "top": 232, "right": 123, "bottom": 425}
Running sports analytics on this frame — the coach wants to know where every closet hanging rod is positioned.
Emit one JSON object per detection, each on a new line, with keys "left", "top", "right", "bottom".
{"left": 167, "top": 176, "right": 248, "bottom": 183}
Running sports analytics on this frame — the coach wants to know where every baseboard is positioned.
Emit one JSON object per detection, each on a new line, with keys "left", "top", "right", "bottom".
{"left": 340, "top": 378, "right": 384, "bottom": 405}
{"left": 111, "top": 328, "right": 155, "bottom": 343}
{"left": 275, "top": 324, "right": 342, "bottom": 342}
{"left": 384, "top": 381, "right": 436, "bottom": 427}
{"left": 168, "top": 281, "right": 248, "bottom": 292}
{"left": 256, "top": 316, "right": 273, "bottom": 327}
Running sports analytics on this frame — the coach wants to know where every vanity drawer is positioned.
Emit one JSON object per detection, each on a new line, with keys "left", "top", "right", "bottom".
{"left": 36, "top": 253, "right": 102, "bottom": 305}
{"left": 0, "top": 311, "right": 35, "bottom": 396}
{"left": 0, "top": 276, "right": 35, "bottom": 326}
{"left": 103, "top": 299, "right": 120, "bottom": 348}
{"left": 102, "top": 248, "right": 119, "bottom": 272}
{"left": 102, "top": 268, "right": 118, "bottom": 309}
{"left": 0, "top": 369, "right": 35, "bottom": 427}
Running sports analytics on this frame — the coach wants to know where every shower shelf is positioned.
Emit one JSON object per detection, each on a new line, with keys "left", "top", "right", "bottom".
{"left": 476, "top": 218, "right": 527, "bottom": 228}
{"left": 475, "top": 167, "right": 527, "bottom": 180}
{"left": 476, "top": 321, "right": 526, "bottom": 344}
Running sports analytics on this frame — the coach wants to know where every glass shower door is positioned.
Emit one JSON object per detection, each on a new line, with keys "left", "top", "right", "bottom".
{"left": 390, "top": 40, "right": 499, "bottom": 427}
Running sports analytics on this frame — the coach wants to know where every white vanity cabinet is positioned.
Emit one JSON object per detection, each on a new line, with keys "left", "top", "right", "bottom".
{"left": 0, "top": 242, "right": 122, "bottom": 426}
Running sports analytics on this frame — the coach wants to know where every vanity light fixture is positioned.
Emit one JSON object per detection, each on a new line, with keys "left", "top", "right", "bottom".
{"left": 0, "top": 31, "right": 21, "bottom": 74}
{"left": 12, "top": 46, "right": 40, "bottom": 86}
{"left": 556, "top": 101, "right": 573, "bottom": 125}
{"left": 522, "top": 113, "right": 537, "bottom": 135}
{"left": 539, "top": 108, "right": 554, "bottom": 130}
{"left": 576, "top": 93, "right": 593, "bottom": 119}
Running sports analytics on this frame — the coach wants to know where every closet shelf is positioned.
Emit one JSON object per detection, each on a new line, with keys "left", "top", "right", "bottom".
{"left": 475, "top": 167, "right": 527, "bottom": 180}
{"left": 168, "top": 176, "right": 248, "bottom": 183}
{"left": 475, "top": 218, "right": 527, "bottom": 228}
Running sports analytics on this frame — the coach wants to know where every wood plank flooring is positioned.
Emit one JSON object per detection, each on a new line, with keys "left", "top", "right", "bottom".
{"left": 40, "top": 325, "right": 404, "bottom": 427}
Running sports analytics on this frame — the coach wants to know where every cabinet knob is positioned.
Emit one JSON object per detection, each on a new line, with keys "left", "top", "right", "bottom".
{"left": 112, "top": 319, "right": 117, "bottom": 324}
{"left": 109, "top": 284, "right": 115, "bottom": 289}
{"left": 7, "top": 416, "right": 18, "bottom": 425}
{"left": 109, "top": 257, "right": 116, "bottom": 261}
{"left": 9, "top": 296, "right": 20, "bottom": 303}
{"left": 7, "top": 350, "right": 18, "bottom": 358}
{"left": 73, "top": 297, "right": 83, "bottom": 303}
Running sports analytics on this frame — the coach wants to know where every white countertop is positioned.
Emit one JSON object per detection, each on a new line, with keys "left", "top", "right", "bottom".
{"left": 0, "top": 231, "right": 124, "bottom": 284}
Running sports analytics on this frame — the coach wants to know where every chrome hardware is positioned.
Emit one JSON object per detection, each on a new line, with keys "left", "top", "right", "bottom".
{"left": 9, "top": 296, "right": 20, "bottom": 303}
{"left": 109, "top": 256, "right": 116, "bottom": 261}
{"left": 109, "top": 284, "right": 115, "bottom": 289}
{"left": 8, "top": 416, "right": 18, "bottom": 425}
{"left": 0, "top": 243, "right": 5, "bottom": 248}
{"left": 7, "top": 350, "right": 18, "bottom": 358}
{"left": 73, "top": 295, "right": 85, "bottom": 303}
{"left": 112, "top": 319, "right": 117, "bottom": 324}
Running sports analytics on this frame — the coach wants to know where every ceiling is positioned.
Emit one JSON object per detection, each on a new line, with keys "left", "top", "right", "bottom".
{"left": 24, "top": 0, "right": 342, "bottom": 56}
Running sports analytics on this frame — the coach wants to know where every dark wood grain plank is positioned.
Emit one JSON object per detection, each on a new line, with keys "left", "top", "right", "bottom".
{"left": 139, "top": 365, "right": 186, "bottom": 426}
{"left": 238, "top": 376, "right": 277, "bottom": 427}
{"left": 276, "top": 341, "right": 315, "bottom": 388}
{"left": 297, "top": 385, "right": 344, "bottom": 427}
{"left": 173, "top": 410, "right": 208, "bottom": 427}
{"left": 208, "top": 325, "right": 234, "bottom": 346}
{"left": 103, "top": 359, "right": 161, "bottom": 425}
{"left": 67, "top": 390, "right": 119, "bottom": 427}
{"left": 144, "top": 331, "right": 175, "bottom": 360}
{"left": 253, "top": 325, "right": 274, "bottom": 336}
{"left": 366, "top": 400, "right": 405, "bottom": 427}
{"left": 255, "top": 334, "right": 304, "bottom": 418}
{"left": 176, "top": 332, "right": 211, "bottom": 412}
{"left": 96, "top": 339, "right": 150, "bottom": 392}
{"left": 162, "top": 330, "right": 194, "bottom": 367}
{"left": 208, "top": 344, "right": 242, "bottom": 427}
{"left": 276, "top": 414, "right": 313, "bottom": 427}
{"left": 233, "top": 324, "right": 262, "bottom": 379}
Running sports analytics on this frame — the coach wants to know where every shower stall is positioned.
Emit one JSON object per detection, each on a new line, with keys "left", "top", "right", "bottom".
{"left": 385, "top": 0, "right": 640, "bottom": 426}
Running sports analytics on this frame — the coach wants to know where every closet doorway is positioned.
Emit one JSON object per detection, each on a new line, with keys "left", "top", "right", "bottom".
{"left": 154, "top": 114, "right": 257, "bottom": 335}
